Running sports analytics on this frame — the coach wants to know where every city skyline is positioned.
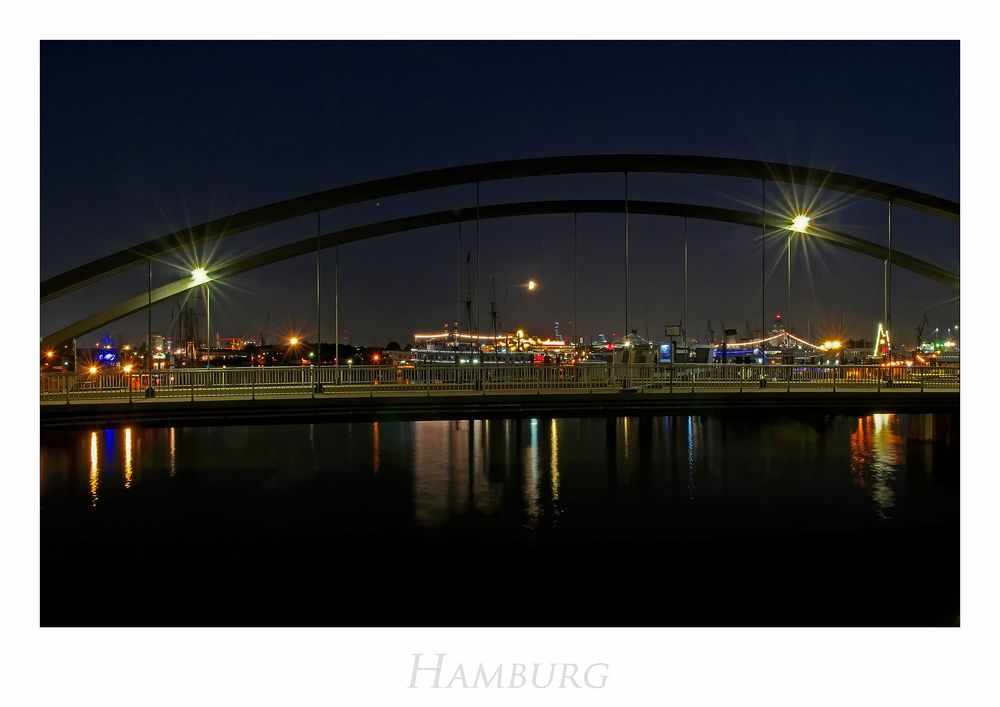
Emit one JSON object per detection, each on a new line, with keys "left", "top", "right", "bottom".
{"left": 41, "top": 41, "right": 958, "bottom": 348}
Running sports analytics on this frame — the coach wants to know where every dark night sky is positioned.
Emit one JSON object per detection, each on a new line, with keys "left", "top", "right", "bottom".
{"left": 40, "top": 41, "right": 959, "bottom": 348}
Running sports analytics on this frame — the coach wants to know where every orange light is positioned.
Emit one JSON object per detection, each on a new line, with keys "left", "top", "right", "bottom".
{"left": 88, "top": 366, "right": 97, "bottom": 374}
{"left": 289, "top": 337, "right": 299, "bottom": 346}
{"left": 372, "top": 354, "right": 380, "bottom": 362}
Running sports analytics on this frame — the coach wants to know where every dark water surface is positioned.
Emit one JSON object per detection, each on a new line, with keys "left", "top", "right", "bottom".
{"left": 41, "top": 413, "right": 959, "bottom": 626}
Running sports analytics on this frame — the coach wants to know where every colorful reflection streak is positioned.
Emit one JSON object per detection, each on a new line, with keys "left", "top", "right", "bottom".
{"left": 168, "top": 428, "right": 176, "bottom": 477}
{"left": 89, "top": 431, "right": 98, "bottom": 508}
{"left": 550, "top": 418, "right": 560, "bottom": 502}
{"left": 849, "top": 414, "right": 901, "bottom": 520}
{"left": 523, "top": 419, "right": 540, "bottom": 529}
{"left": 412, "top": 420, "right": 467, "bottom": 527}
{"left": 124, "top": 428, "right": 133, "bottom": 489}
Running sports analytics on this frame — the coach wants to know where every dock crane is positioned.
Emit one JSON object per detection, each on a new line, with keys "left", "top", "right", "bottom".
{"left": 916, "top": 313, "right": 929, "bottom": 349}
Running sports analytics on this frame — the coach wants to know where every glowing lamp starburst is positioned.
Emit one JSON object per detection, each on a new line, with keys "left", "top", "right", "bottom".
{"left": 789, "top": 215, "right": 811, "bottom": 233}
{"left": 191, "top": 267, "right": 209, "bottom": 284}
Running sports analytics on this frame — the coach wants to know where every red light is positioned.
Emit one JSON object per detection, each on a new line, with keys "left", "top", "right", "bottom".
{"left": 605, "top": 343, "right": 613, "bottom": 350}
{"left": 372, "top": 354, "right": 380, "bottom": 362}
{"left": 776, "top": 314, "right": 782, "bottom": 319}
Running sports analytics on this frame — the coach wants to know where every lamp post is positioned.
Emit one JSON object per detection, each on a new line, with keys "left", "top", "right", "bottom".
{"left": 191, "top": 267, "right": 210, "bottom": 369}
{"left": 785, "top": 214, "right": 810, "bottom": 332}
{"left": 786, "top": 215, "right": 810, "bottom": 355}
{"left": 886, "top": 200, "right": 893, "bottom": 363}
{"left": 761, "top": 180, "right": 766, "bottom": 353}
{"left": 146, "top": 258, "right": 155, "bottom": 397}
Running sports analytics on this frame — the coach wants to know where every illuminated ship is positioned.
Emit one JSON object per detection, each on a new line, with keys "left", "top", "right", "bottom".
{"left": 411, "top": 325, "right": 577, "bottom": 365}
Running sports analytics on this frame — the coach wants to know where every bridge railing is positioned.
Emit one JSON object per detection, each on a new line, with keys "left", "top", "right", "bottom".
{"left": 39, "top": 362, "right": 959, "bottom": 403}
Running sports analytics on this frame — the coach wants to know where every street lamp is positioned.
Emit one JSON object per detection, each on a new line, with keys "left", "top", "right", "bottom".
{"left": 192, "top": 267, "right": 211, "bottom": 368}
{"left": 785, "top": 214, "right": 811, "bottom": 352}
{"left": 790, "top": 215, "right": 810, "bottom": 234}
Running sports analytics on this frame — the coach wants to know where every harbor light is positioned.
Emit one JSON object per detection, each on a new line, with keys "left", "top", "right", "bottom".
{"left": 289, "top": 337, "right": 299, "bottom": 346}
{"left": 191, "top": 267, "right": 209, "bottom": 283}
{"left": 790, "top": 214, "right": 811, "bottom": 233}
{"left": 527, "top": 280, "right": 537, "bottom": 291}
{"left": 88, "top": 366, "right": 97, "bottom": 374}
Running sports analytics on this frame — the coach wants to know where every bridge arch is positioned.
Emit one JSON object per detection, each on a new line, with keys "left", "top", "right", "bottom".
{"left": 41, "top": 198, "right": 959, "bottom": 348}
{"left": 41, "top": 154, "right": 959, "bottom": 303}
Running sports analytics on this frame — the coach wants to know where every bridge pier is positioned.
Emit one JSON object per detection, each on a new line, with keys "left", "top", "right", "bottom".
{"left": 907, "top": 413, "right": 954, "bottom": 445}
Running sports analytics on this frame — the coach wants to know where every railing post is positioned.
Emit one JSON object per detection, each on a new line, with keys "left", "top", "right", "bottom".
{"left": 191, "top": 375, "right": 195, "bottom": 402}
{"left": 251, "top": 375, "right": 255, "bottom": 400}
{"left": 786, "top": 365, "right": 790, "bottom": 393}
{"left": 128, "top": 372, "right": 133, "bottom": 403}
{"left": 66, "top": 372, "right": 71, "bottom": 405}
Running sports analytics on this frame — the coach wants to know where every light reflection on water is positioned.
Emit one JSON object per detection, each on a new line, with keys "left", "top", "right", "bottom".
{"left": 44, "top": 414, "right": 956, "bottom": 534}
{"left": 849, "top": 413, "right": 903, "bottom": 519}
{"left": 550, "top": 418, "right": 560, "bottom": 503}
{"left": 168, "top": 427, "right": 176, "bottom": 477}
{"left": 687, "top": 416, "right": 696, "bottom": 500}
{"left": 524, "top": 418, "right": 540, "bottom": 529}
{"left": 88, "top": 431, "right": 98, "bottom": 508}
{"left": 123, "top": 428, "right": 133, "bottom": 490}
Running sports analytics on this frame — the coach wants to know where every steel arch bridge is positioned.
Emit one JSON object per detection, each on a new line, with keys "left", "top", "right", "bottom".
{"left": 41, "top": 155, "right": 959, "bottom": 348}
